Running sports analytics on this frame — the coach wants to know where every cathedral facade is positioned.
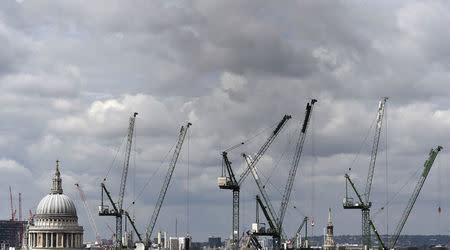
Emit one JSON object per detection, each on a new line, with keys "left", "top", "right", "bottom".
{"left": 27, "top": 161, "right": 84, "bottom": 250}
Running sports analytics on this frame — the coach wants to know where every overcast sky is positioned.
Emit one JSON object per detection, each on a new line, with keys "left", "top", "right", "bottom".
{"left": 1, "top": 0, "right": 450, "bottom": 244}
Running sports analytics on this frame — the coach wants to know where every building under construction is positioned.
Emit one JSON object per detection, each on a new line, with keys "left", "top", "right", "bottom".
{"left": 0, "top": 220, "right": 28, "bottom": 249}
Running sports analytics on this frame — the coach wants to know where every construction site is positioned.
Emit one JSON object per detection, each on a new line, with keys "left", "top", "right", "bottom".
{"left": 0, "top": 98, "right": 446, "bottom": 250}
{"left": 84, "top": 98, "right": 444, "bottom": 250}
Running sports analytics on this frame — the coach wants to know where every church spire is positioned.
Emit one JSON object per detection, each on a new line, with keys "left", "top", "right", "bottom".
{"left": 324, "top": 207, "right": 336, "bottom": 250}
{"left": 328, "top": 207, "right": 333, "bottom": 226}
{"left": 51, "top": 160, "right": 63, "bottom": 194}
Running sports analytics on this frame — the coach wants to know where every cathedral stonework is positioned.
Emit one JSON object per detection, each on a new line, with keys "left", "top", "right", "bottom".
{"left": 27, "top": 161, "right": 84, "bottom": 250}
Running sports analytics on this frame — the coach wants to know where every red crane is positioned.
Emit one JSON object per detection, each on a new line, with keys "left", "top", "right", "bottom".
{"left": 19, "top": 193, "right": 23, "bottom": 248}
{"left": 106, "top": 234, "right": 115, "bottom": 249}
{"left": 28, "top": 210, "right": 36, "bottom": 224}
{"left": 75, "top": 183, "right": 103, "bottom": 248}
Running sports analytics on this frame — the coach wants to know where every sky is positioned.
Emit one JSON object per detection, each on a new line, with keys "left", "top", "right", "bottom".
{"left": 1, "top": 0, "right": 450, "bottom": 244}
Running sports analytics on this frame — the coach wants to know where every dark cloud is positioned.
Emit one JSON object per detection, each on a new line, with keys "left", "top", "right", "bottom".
{"left": 0, "top": 0, "right": 449, "bottom": 243}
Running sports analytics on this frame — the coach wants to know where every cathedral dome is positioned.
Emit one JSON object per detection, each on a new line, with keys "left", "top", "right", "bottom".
{"left": 36, "top": 193, "right": 77, "bottom": 217}
{"left": 28, "top": 160, "right": 84, "bottom": 250}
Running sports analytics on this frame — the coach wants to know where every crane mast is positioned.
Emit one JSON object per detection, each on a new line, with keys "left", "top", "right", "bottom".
{"left": 279, "top": 99, "right": 316, "bottom": 231}
{"left": 99, "top": 112, "right": 137, "bottom": 249}
{"left": 218, "top": 151, "right": 240, "bottom": 246}
{"left": 390, "top": 146, "right": 442, "bottom": 248}
{"left": 145, "top": 122, "right": 192, "bottom": 244}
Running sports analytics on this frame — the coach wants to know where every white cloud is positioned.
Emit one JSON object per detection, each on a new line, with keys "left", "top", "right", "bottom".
{"left": 0, "top": 0, "right": 450, "bottom": 241}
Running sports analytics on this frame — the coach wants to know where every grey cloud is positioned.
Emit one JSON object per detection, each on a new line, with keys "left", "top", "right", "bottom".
{"left": 0, "top": 0, "right": 449, "bottom": 242}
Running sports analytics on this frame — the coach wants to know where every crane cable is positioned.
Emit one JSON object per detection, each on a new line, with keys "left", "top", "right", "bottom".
{"left": 237, "top": 119, "right": 287, "bottom": 188}
{"left": 264, "top": 121, "right": 297, "bottom": 189}
{"left": 372, "top": 165, "right": 422, "bottom": 219}
{"left": 347, "top": 112, "right": 377, "bottom": 174}
{"left": 126, "top": 141, "right": 176, "bottom": 211}
{"left": 242, "top": 122, "right": 277, "bottom": 146}
{"left": 103, "top": 131, "right": 128, "bottom": 182}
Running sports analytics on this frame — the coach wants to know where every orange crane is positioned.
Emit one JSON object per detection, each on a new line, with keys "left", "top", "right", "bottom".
{"left": 75, "top": 183, "right": 103, "bottom": 248}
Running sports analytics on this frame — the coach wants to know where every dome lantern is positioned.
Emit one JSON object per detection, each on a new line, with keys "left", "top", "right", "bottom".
{"left": 51, "top": 160, "right": 63, "bottom": 194}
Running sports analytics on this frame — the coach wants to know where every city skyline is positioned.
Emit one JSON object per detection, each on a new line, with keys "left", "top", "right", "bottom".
{"left": 0, "top": 0, "right": 449, "bottom": 243}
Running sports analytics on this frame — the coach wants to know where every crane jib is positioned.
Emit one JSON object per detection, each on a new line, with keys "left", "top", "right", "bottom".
{"left": 273, "top": 115, "right": 292, "bottom": 135}
{"left": 145, "top": 122, "right": 191, "bottom": 244}
{"left": 278, "top": 99, "right": 316, "bottom": 233}
{"left": 301, "top": 99, "right": 317, "bottom": 133}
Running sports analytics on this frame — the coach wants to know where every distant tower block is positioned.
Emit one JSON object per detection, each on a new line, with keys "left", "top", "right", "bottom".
{"left": 323, "top": 208, "right": 336, "bottom": 250}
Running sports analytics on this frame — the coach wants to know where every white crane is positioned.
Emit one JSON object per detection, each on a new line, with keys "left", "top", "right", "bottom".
{"left": 145, "top": 122, "right": 192, "bottom": 245}
{"left": 99, "top": 112, "right": 138, "bottom": 248}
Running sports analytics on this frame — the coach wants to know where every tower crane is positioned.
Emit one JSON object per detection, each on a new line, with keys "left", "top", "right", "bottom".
{"left": 279, "top": 99, "right": 316, "bottom": 231}
{"left": 99, "top": 112, "right": 138, "bottom": 249}
{"left": 244, "top": 99, "right": 316, "bottom": 246}
{"left": 75, "top": 183, "right": 103, "bottom": 247}
{"left": 345, "top": 146, "right": 442, "bottom": 250}
{"left": 389, "top": 146, "right": 442, "bottom": 248}
{"left": 144, "top": 122, "right": 192, "bottom": 245}
{"left": 290, "top": 216, "right": 308, "bottom": 249}
{"left": 343, "top": 97, "right": 387, "bottom": 249}
{"left": 218, "top": 115, "right": 291, "bottom": 248}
